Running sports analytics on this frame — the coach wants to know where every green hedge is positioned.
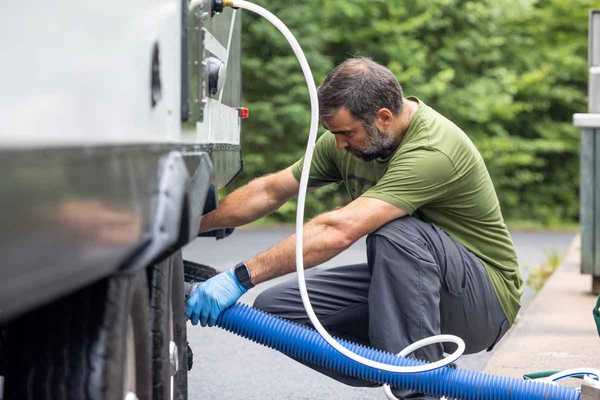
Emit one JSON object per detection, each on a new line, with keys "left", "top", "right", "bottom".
{"left": 235, "top": 0, "right": 593, "bottom": 225}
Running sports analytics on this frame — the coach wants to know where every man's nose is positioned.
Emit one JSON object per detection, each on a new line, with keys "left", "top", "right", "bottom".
{"left": 335, "top": 135, "right": 348, "bottom": 150}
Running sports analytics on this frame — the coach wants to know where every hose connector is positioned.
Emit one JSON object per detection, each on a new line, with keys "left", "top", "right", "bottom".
{"left": 211, "top": 0, "right": 234, "bottom": 16}
{"left": 211, "top": 0, "right": 224, "bottom": 15}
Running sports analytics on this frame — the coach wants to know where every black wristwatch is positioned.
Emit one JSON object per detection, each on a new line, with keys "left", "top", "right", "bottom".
{"left": 234, "top": 262, "right": 254, "bottom": 290}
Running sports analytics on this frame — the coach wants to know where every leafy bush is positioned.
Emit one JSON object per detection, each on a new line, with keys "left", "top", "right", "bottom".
{"left": 234, "top": 0, "right": 593, "bottom": 224}
{"left": 527, "top": 251, "right": 562, "bottom": 291}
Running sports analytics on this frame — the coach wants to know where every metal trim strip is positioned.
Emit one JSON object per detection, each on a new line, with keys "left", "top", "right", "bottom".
{"left": 202, "top": 27, "right": 227, "bottom": 61}
{"left": 574, "top": 113, "right": 600, "bottom": 128}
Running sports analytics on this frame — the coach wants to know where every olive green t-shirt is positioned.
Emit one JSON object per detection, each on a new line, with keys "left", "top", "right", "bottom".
{"left": 291, "top": 98, "right": 523, "bottom": 323}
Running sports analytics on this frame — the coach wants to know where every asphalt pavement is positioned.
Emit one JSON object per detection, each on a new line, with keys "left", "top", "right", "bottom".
{"left": 183, "top": 226, "right": 575, "bottom": 400}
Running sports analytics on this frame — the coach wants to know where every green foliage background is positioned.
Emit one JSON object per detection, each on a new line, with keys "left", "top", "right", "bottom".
{"left": 235, "top": 0, "right": 597, "bottom": 225}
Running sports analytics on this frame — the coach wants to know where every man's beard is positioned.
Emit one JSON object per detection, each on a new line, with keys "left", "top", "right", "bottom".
{"left": 348, "top": 123, "right": 399, "bottom": 161}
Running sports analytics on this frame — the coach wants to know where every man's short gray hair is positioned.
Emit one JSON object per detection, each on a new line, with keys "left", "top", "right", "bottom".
{"left": 318, "top": 57, "right": 404, "bottom": 124}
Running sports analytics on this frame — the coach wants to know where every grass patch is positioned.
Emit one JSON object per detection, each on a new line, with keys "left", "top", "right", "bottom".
{"left": 527, "top": 251, "right": 562, "bottom": 292}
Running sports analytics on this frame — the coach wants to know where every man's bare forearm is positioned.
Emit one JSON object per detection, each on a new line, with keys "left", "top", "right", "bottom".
{"left": 245, "top": 214, "right": 352, "bottom": 285}
{"left": 199, "top": 176, "right": 287, "bottom": 233}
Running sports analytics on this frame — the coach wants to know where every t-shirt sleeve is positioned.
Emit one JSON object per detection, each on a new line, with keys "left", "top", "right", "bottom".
{"left": 291, "top": 132, "right": 341, "bottom": 187}
{"left": 361, "top": 149, "right": 455, "bottom": 214}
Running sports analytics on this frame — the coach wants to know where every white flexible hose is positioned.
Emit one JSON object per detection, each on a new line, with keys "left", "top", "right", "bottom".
{"left": 230, "top": 0, "right": 465, "bottom": 374}
{"left": 540, "top": 368, "right": 600, "bottom": 384}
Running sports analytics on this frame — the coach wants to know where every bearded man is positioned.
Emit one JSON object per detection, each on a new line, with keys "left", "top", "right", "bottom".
{"left": 187, "top": 57, "right": 522, "bottom": 400}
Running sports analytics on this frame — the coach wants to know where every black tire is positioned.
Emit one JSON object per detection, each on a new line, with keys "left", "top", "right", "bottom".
{"left": 149, "top": 251, "right": 188, "bottom": 400}
{"left": 171, "top": 252, "right": 188, "bottom": 400}
{"left": 4, "top": 271, "right": 152, "bottom": 400}
{"left": 183, "top": 260, "right": 217, "bottom": 283}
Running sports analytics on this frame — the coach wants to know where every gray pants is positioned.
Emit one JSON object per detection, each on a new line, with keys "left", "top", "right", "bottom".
{"left": 253, "top": 216, "right": 509, "bottom": 399}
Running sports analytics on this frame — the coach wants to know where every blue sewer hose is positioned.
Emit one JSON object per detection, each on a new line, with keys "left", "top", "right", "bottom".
{"left": 215, "top": 303, "right": 580, "bottom": 400}
{"left": 210, "top": 2, "right": 587, "bottom": 400}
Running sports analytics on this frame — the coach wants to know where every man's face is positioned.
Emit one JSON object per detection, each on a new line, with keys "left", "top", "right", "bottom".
{"left": 323, "top": 107, "right": 399, "bottom": 161}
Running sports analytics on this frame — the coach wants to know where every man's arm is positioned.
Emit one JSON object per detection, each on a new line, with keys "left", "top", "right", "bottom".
{"left": 186, "top": 195, "right": 407, "bottom": 326}
{"left": 199, "top": 166, "right": 299, "bottom": 233}
{"left": 246, "top": 196, "right": 407, "bottom": 284}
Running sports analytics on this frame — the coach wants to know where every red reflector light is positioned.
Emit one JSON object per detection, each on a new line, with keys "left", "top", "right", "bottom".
{"left": 238, "top": 107, "right": 250, "bottom": 120}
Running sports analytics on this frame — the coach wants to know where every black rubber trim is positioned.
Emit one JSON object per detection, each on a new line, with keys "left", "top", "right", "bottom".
{"left": 197, "top": 185, "right": 235, "bottom": 240}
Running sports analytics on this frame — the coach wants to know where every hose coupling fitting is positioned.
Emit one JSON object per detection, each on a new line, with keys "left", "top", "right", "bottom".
{"left": 211, "top": 0, "right": 234, "bottom": 16}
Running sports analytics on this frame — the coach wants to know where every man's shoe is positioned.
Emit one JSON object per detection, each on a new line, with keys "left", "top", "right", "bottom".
{"left": 389, "top": 388, "right": 440, "bottom": 400}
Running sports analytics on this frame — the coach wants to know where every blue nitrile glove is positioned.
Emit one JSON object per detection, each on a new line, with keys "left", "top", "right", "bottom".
{"left": 185, "top": 269, "right": 247, "bottom": 327}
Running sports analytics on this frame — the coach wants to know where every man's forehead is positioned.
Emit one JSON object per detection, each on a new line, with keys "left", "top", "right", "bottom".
{"left": 322, "top": 107, "right": 356, "bottom": 131}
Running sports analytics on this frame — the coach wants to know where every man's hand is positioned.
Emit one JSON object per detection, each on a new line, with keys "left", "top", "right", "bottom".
{"left": 185, "top": 269, "right": 248, "bottom": 326}
{"left": 199, "top": 167, "right": 299, "bottom": 233}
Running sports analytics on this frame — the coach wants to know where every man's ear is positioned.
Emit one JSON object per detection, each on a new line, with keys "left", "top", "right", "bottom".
{"left": 375, "top": 108, "right": 394, "bottom": 129}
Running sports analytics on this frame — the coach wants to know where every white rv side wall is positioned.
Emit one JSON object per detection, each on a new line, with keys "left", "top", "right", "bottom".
{"left": 0, "top": 0, "right": 182, "bottom": 147}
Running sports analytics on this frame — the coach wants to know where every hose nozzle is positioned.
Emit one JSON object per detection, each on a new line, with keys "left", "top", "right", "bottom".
{"left": 211, "top": 0, "right": 234, "bottom": 16}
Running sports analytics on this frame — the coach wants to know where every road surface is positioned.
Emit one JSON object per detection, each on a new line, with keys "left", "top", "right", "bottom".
{"left": 183, "top": 226, "right": 575, "bottom": 400}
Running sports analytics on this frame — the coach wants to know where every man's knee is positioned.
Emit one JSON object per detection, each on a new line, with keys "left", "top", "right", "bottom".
{"left": 253, "top": 286, "right": 278, "bottom": 313}
{"left": 370, "top": 216, "right": 425, "bottom": 238}
{"left": 366, "top": 217, "right": 437, "bottom": 278}
{"left": 367, "top": 216, "right": 429, "bottom": 254}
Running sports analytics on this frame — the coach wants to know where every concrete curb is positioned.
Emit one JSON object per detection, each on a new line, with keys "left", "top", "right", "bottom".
{"left": 485, "top": 236, "right": 600, "bottom": 378}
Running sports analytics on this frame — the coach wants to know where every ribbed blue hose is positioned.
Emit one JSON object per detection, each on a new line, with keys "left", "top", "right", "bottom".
{"left": 216, "top": 303, "right": 580, "bottom": 400}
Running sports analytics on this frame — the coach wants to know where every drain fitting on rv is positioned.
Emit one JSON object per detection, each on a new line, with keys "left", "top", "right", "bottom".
{"left": 211, "top": 0, "right": 235, "bottom": 15}
{"left": 211, "top": 0, "right": 224, "bottom": 15}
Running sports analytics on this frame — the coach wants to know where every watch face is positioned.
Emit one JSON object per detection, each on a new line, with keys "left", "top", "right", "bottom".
{"left": 235, "top": 263, "right": 252, "bottom": 288}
